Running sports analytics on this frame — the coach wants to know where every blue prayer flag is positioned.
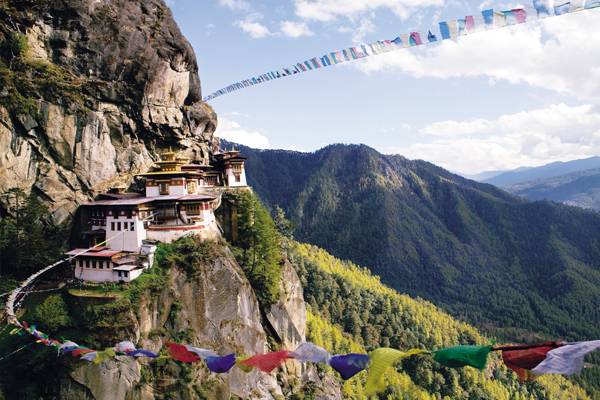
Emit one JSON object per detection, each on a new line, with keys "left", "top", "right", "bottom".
{"left": 439, "top": 22, "right": 451, "bottom": 39}
{"left": 329, "top": 354, "right": 370, "bottom": 380}
{"left": 554, "top": 2, "right": 570, "bottom": 14}
{"left": 534, "top": 0, "right": 552, "bottom": 16}
{"left": 482, "top": 9, "right": 494, "bottom": 29}
{"left": 206, "top": 354, "right": 236, "bottom": 373}
{"left": 428, "top": 31, "right": 437, "bottom": 42}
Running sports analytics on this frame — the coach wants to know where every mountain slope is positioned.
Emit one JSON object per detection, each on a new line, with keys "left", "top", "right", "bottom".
{"left": 482, "top": 156, "right": 600, "bottom": 186}
{"left": 228, "top": 141, "right": 600, "bottom": 342}
{"left": 503, "top": 168, "right": 600, "bottom": 211}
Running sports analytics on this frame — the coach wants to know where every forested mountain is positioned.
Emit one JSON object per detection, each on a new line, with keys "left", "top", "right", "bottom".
{"left": 482, "top": 156, "right": 600, "bottom": 186}
{"left": 225, "top": 140, "right": 600, "bottom": 342}
{"left": 503, "top": 168, "right": 600, "bottom": 211}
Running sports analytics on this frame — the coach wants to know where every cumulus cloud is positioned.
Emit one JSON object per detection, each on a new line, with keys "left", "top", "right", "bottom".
{"left": 353, "top": 12, "right": 600, "bottom": 99}
{"left": 351, "top": 17, "right": 377, "bottom": 42}
{"left": 281, "top": 21, "right": 315, "bottom": 38}
{"left": 234, "top": 14, "right": 273, "bottom": 38}
{"left": 389, "top": 103, "right": 600, "bottom": 173}
{"left": 219, "top": 0, "right": 251, "bottom": 11}
{"left": 294, "top": 0, "right": 443, "bottom": 21}
{"left": 215, "top": 118, "right": 271, "bottom": 149}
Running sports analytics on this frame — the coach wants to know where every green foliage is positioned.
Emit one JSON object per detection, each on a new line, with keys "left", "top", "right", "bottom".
{"left": 9, "top": 33, "right": 28, "bottom": 58}
{"left": 239, "top": 142, "right": 600, "bottom": 344}
{"left": 31, "top": 294, "right": 72, "bottom": 332}
{"left": 296, "top": 241, "right": 592, "bottom": 400}
{"left": 235, "top": 191, "right": 282, "bottom": 306}
{"left": 0, "top": 188, "right": 60, "bottom": 277}
{"left": 160, "top": 236, "right": 225, "bottom": 277}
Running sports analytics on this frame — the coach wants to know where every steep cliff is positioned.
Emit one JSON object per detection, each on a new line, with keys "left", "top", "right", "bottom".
{"left": 0, "top": 0, "right": 218, "bottom": 230}
{"left": 60, "top": 242, "right": 341, "bottom": 400}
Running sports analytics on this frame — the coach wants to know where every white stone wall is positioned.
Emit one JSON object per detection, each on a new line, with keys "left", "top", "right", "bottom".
{"left": 146, "top": 186, "right": 160, "bottom": 197}
{"left": 105, "top": 215, "right": 147, "bottom": 252}
{"left": 169, "top": 178, "right": 186, "bottom": 196}
{"left": 226, "top": 167, "right": 247, "bottom": 187}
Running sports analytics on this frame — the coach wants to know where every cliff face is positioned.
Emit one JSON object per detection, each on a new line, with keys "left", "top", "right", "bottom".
{"left": 61, "top": 248, "right": 341, "bottom": 400}
{"left": 0, "top": 0, "right": 218, "bottom": 229}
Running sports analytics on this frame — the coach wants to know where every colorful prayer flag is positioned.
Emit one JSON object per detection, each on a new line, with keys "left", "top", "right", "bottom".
{"left": 433, "top": 345, "right": 493, "bottom": 370}
{"left": 329, "top": 354, "right": 370, "bottom": 380}
{"left": 206, "top": 354, "right": 236, "bottom": 373}
{"left": 291, "top": 342, "right": 331, "bottom": 364}
{"left": 166, "top": 341, "right": 200, "bottom": 363}
{"left": 365, "top": 348, "right": 429, "bottom": 394}
{"left": 532, "top": 341, "right": 600, "bottom": 376}
{"left": 497, "top": 342, "right": 564, "bottom": 382}
{"left": 240, "top": 351, "right": 293, "bottom": 373}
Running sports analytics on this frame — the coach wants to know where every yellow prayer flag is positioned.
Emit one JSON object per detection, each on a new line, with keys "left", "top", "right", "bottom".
{"left": 236, "top": 355, "right": 254, "bottom": 373}
{"left": 364, "top": 348, "right": 429, "bottom": 394}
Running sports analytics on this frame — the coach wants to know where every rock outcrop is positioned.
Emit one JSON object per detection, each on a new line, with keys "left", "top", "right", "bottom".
{"left": 60, "top": 246, "right": 342, "bottom": 399}
{"left": 0, "top": 0, "right": 218, "bottom": 230}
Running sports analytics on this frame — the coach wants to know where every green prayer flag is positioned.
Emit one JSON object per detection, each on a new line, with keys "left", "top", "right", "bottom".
{"left": 433, "top": 345, "right": 492, "bottom": 370}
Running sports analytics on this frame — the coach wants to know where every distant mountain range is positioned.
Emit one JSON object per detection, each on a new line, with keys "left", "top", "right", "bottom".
{"left": 225, "top": 140, "right": 600, "bottom": 342}
{"left": 503, "top": 168, "right": 600, "bottom": 211}
{"left": 481, "top": 156, "right": 600, "bottom": 186}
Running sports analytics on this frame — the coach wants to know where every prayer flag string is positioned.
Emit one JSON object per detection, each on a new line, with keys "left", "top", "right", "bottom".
{"left": 192, "top": 0, "right": 598, "bottom": 111}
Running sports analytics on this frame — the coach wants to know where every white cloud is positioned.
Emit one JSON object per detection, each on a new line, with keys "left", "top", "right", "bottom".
{"left": 351, "top": 18, "right": 376, "bottom": 42}
{"left": 224, "top": 111, "right": 250, "bottom": 117}
{"left": 389, "top": 103, "right": 600, "bottom": 173}
{"left": 234, "top": 14, "right": 273, "bottom": 38}
{"left": 353, "top": 11, "right": 600, "bottom": 99}
{"left": 219, "top": 0, "right": 251, "bottom": 11}
{"left": 215, "top": 118, "right": 271, "bottom": 149}
{"left": 294, "top": 0, "right": 443, "bottom": 22}
{"left": 281, "top": 21, "right": 315, "bottom": 38}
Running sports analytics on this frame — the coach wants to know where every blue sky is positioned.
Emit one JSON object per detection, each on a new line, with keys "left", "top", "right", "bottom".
{"left": 168, "top": 0, "right": 600, "bottom": 174}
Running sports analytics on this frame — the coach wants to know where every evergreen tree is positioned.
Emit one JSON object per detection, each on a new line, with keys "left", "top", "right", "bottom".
{"left": 236, "top": 191, "right": 282, "bottom": 305}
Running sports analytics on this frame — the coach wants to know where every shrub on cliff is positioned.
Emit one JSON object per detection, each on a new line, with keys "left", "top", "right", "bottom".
{"left": 31, "top": 294, "right": 72, "bottom": 332}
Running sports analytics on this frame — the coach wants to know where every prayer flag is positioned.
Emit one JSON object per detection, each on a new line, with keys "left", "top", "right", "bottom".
{"left": 334, "top": 51, "right": 344, "bottom": 61}
{"left": 534, "top": 0, "right": 552, "bottom": 17}
{"left": 502, "top": 11, "right": 516, "bottom": 25}
{"left": 447, "top": 20, "right": 459, "bottom": 37}
{"left": 353, "top": 46, "right": 366, "bottom": 57}
{"left": 94, "top": 349, "right": 116, "bottom": 364}
{"left": 117, "top": 341, "right": 136, "bottom": 352}
{"left": 342, "top": 50, "right": 351, "bottom": 60}
{"left": 410, "top": 32, "right": 423, "bottom": 45}
{"left": 494, "top": 12, "right": 506, "bottom": 27}
{"left": 383, "top": 40, "right": 395, "bottom": 51}
{"left": 585, "top": 0, "right": 600, "bottom": 8}
{"left": 240, "top": 351, "right": 293, "bottom": 373}
{"left": 81, "top": 352, "right": 97, "bottom": 361}
{"left": 433, "top": 345, "right": 493, "bottom": 370}
{"left": 206, "top": 354, "right": 236, "bottom": 373}
{"left": 304, "top": 61, "right": 313, "bottom": 70}
{"left": 365, "top": 348, "right": 429, "bottom": 394}
{"left": 497, "top": 342, "right": 564, "bottom": 382}
{"left": 473, "top": 14, "right": 486, "bottom": 31}
{"left": 291, "top": 342, "right": 331, "bottom": 364}
{"left": 127, "top": 350, "right": 159, "bottom": 358}
{"left": 465, "top": 16, "right": 476, "bottom": 33}
{"left": 512, "top": 8, "right": 528, "bottom": 23}
{"left": 458, "top": 19, "right": 467, "bottom": 35}
{"left": 320, "top": 56, "right": 331, "bottom": 66}
{"left": 166, "top": 341, "right": 200, "bottom": 363}
{"left": 329, "top": 354, "right": 370, "bottom": 380}
{"left": 482, "top": 9, "right": 495, "bottom": 29}
{"left": 327, "top": 53, "right": 337, "bottom": 64}
{"left": 554, "top": 2, "right": 571, "bottom": 13}
{"left": 532, "top": 341, "right": 600, "bottom": 376}
{"left": 236, "top": 355, "right": 254, "bottom": 373}
{"left": 392, "top": 36, "right": 404, "bottom": 48}
{"left": 399, "top": 34, "right": 411, "bottom": 47}
{"left": 184, "top": 346, "right": 217, "bottom": 359}
{"left": 427, "top": 31, "right": 438, "bottom": 42}
{"left": 439, "top": 22, "right": 451, "bottom": 39}
{"left": 523, "top": 4, "right": 539, "bottom": 19}
{"left": 376, "top": 41, "right": 388, "bottom": 52}
{"left": 360, "top": 45, "right": 371, "bottom": 56}
{"left": 312, "top": 57, "right": 322, "bottom": 67}
{"left": 72, "top": 348, "right": 95, "bottom": 357}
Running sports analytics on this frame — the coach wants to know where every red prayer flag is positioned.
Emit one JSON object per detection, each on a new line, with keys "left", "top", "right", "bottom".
{"left": 498, "top": 342, "right": 564, "bottom": 382}
{"left": 166, "top": 341, "right": 200, "bottom": 363}
{"left": 240, "top": 351, "right": 293, "bottom": 373}
{"left": 72, "top": 349, "right": 95, "bottom": 357}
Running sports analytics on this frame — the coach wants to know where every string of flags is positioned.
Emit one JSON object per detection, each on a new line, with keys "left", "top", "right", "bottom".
{"left": 4, "top": 253, "right": 600, "bottom": 393}
{"left": 194, "top": 0, "right": 599, "bottom": 107}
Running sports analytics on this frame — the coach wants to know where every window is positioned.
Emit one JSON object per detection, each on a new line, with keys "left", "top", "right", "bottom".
{"left": 124, "top": 272, "right": 128, "bottom": 278}
{"left": 117, "top": 222, "right": 121, "bottom": 231}
{"left": 118, "top": 271, "right": 122, "bottom": 277}
{"left": 159, "top": 182, "right": 169, "bottom": 195}
{"left": 130, "top": 222, "right": 135, "bottom": 231}
{"left": 233, "top": 164, "right": 242, "bottom": 173}
{"left": 99, "top": 261, "right": 103, "bottom": 269}
{"left": 85, "top": 260, "right": 89, "bottom": 268}
{"left": 111, "top": 222, "right": 115, "bottom": 231}
{"left": 92, "top": 261, "right": 97, "bottom": 268}
{"left": 235, "top": 174, "right": 241, "bottom": 182}
{"left": 187, "top": 204, "right": 200, "bottom": 215}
